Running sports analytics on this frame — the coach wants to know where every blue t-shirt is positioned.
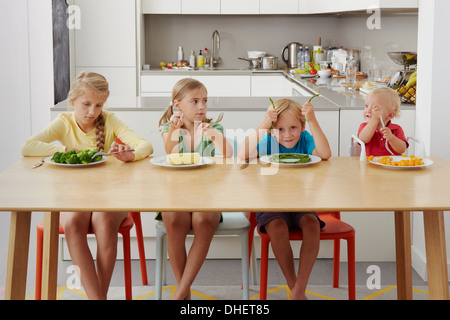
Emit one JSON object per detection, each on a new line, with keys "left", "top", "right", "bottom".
{"left": 257, "top": 131, "right": 315, "bottom": 156}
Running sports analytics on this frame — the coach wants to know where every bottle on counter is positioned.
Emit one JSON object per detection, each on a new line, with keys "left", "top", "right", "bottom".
{"left": 178, "top": 46, "right": 184, "bottom": 62}
{"left": 189, "top": 50, "right": 196, "bottom": 68}
{"left": 297, "top": 46, "right": 304, "bottom": 69}
{"left": 304, "top": 46, "right": 311, "bottom": 69}
{"left": 197, "top": 49, "right": 204, "bottom": 69}
{"left": 345, "top": 54, "right": 358, "bottom": 92}
{"left": 204, "top": 48, "right": 210, "bottom": 68}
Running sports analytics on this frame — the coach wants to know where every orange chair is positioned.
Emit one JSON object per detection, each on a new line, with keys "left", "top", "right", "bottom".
{"left": 248, "top": 211, "right": 355, "bottom": 300}
{"left": 35, "top": 211, "right": 147, "bottom": 300}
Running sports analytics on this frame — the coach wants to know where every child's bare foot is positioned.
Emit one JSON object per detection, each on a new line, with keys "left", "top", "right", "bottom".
{"left": 171, "top": 288, "right": 191, "bottom": 300}
{"left": 289, "top": 287, "right": 308, "bottom": 300}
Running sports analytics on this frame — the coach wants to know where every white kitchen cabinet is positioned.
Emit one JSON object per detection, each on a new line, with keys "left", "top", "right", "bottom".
{"left": 73, "top": 0, "right": 137, "bottom": 96}
{"left": 141, "top": 74, "right": 188, "bottom": 96}
{"left": 142, "top": 0, "right": 181, "bottom": 14}
{"left": 260, "top": 0, "right": 298, "bottom": 14}
{"left": 339, "top": 109, "right": 416, "bottom": 156}
{"left": 182, "top": 0, "right": 220, "bottom": 14}
{"left": 191, "top": 75, "right": 251, "bottom": 96}
{"left": 221, "top": 0, "right": 259, "bottom": 14}
{"left": 251, "top": 75, "right": 293, "bottom": 97}
{"left": 298, "top": 0, "right": 418, "bottom": 14}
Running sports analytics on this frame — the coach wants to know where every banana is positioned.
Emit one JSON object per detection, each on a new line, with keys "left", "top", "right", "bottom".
{"left": 167, "top": 153, "right": 201, "bottom": 165}
{"left": 405, "top": 71, "right": 417, "bottom": 89}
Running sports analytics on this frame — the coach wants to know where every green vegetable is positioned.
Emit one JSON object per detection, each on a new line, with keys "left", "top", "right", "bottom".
{"left": 51, "top": 152, "right": 62, "bottom": 163}
{"left": 268, "top": 97, "right": 276, "bottom": 135}
{"left": 308, "top": 93, "right": 320, "bottom": 103}
{"left": 269, "top": 153, "right": 311, "bottom": 164}
{"left": 51, "top": 149, "right": 102, "bottom": 164}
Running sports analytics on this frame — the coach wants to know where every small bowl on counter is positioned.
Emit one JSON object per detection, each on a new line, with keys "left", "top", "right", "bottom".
{"left": 318, "top": 69, "right": 331, "bottom": 78}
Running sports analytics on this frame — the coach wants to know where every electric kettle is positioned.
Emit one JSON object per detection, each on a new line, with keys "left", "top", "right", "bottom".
{"left": 281, "top": 42, "right": 302, "bottom": 68}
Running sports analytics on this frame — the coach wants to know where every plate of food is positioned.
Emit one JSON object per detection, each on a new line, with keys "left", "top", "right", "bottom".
{"left": 150, "top": 153, "right": 213, "bottom": 169}
{"left": 44, "top": 149, "right": 106, "bottom": 167}
{"left": 367, "top": 155, "right": 433, "bottom": 169}
{"left": 259, "top": 153, "right": 321, "bottom": 167}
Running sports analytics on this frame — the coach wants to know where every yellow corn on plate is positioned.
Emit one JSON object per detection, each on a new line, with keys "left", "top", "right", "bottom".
{"left": 167, "top": 152, "right": 201, "bottom": 165}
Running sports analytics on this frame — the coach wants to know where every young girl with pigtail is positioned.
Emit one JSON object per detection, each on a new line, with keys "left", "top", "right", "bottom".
{"left": 21, "top": 71, "right": 153, "bottom": 299}
{"left": 157, "top": 78, "right": 233, "bottom": 300}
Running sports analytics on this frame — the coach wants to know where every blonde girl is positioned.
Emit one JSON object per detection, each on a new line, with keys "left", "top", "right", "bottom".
{"left": 158, "top": 78, "right": 232, "bottom": 300}
{"left": 21, "top": 71, "right": 153, "bottom": 299}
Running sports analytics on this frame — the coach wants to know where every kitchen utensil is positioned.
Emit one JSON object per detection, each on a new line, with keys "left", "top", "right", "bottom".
{"left": 91, "top": 148, "right": 135, "bottom": 159}
{"left": 261, "top": 56, "right": 278, "bottom": 70}
{"left": 32, "top": 158, "right": 45, "bottom": 169}
{"left": 379, "top": 114, "right": 394, "bottom": 156}
{"left": 247, "top": 51, "right": 266, "bottom": 59}
{"left": 239, "top": 158, "right": 250, "bottom": 169}
{"left": 238, "top": 57, "right": 261, "bottom": 69}
{"left": 387, "top": 52, "right": 417, "bottom": 66}
{"left": 281, "top": 42, "right": 302, "bottom": 68}
{"left": 205, "top": 111, "right": 224, "bottom": 129}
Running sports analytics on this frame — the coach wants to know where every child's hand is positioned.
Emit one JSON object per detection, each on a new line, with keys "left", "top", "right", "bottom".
{"left": 370, "top": 105, "right": 382, "bottom": 123}
{"left": 260, "top": 105, "right": 278, "bottom": 130}
{"left": 197, "top": 122, "right": 215, "bottom": 138}
{"left": 379, "top": 127, "right": 394, "bottom": 141}
{"left": 109, "top": 141, "right": 135, "bottom": 162}
{"left": 301, "top": 102, "right": 316, "bottom": 122}
{"left": 170, "top": 113, "right": 184, "bottom": 128}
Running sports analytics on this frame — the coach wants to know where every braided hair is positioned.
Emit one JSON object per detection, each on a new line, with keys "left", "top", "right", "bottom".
{"left": 68, "top": 71, "right": 110, "bottom": 151}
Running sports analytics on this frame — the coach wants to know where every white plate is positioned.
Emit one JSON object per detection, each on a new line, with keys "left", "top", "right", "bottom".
{"left": 150, "top": 156, "right": 213, "bottom": 169}
{"left": 44, "top": 156, "right": 107, "bottom": 167}
{"left": 369, "top": 156, "right": 433, "bottom": 169}
{"left": 259, "top": 154, "right": 321, "bottom": 167}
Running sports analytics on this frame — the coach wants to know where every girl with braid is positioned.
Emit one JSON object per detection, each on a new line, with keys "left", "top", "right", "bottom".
{"left": 21, "top": 71, "right": 153, "bottom": 299}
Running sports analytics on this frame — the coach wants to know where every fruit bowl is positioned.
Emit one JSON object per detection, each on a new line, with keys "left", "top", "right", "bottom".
{"left": 387, "top": 52, "right": 417, "bottom": 66}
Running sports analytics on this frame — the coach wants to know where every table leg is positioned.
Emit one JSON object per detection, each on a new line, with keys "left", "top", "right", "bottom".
{"left": 423, "top": 210, "right": 449, "bottom": 300}
{"left": 41, "top": 211, "right": 60, "bottom": 300}
{"left": 394, "top": 211, "right": 413, "bottom": 300}
{"left": 5, "top": 211, "right": 31, "bottom": 300}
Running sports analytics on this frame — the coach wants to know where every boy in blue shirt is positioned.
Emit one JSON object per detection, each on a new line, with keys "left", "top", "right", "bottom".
{"left": 238, "top": 98, "right": 331, "bottom": 299}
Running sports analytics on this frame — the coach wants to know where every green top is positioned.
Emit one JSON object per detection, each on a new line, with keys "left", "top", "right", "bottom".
{"left": 160, "top": 122, "right": 223, "bottom": 157}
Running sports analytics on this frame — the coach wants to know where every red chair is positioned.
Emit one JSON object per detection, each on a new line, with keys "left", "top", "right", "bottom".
{"left": 35, "top": 211, "right": 147, "bottom": 300}
{"left": 248, "top": 211, "right": 355, "bottom": 300}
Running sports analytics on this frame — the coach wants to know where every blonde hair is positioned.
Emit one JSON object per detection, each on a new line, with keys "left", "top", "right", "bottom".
{"left": 68, "top": 71, "right": 110, "bottom": 151}
{"left": 367, "top": 87, "right": 401, "bottom": 117}
{"left": 158, "top": 78, "right": 211, "bottom": 126}
{"left": 273, "top": 98, "right": 306, "bottom": 128}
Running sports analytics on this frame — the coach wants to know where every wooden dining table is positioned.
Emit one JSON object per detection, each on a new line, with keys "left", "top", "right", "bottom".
{"left": 2, "top": 155, "right": 450, "bottom": 300}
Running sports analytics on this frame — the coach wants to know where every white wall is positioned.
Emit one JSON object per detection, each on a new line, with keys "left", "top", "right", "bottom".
{"left": 0, "top": 0, "right": 53, "bottom": 288}
{"left": 144, "top": 13, "right": 418, "bottom": 74}
{"left": 0, "top": 0, "right": 53, "bottom": 173}
{"left": 411, "top": 0, "right": 450, "bottom": 281}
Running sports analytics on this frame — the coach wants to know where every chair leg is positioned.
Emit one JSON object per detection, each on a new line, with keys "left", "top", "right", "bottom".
{"left": 347, "top": 236, "right": 356, "bottom": 300}
{"left": 241, "top": 231, "right": 249, "bottom": 300}
{"left": 35, "top": 226, "right": 43, "bottom": 300}
{"left": 155, "top": 227, "right": 164, "bottom": 300}
{"left": 129, "top": 212, "right": 148, "bottom": 285}
{"left": 250, "top": 244, "right": 258, "bottom": 285}
{"left": 121, "top": 230, "right": 132, "bottom": 300}
{"left": 333, "top": 239, "right": 341, "bottom": 288}
{"left": 259, "top": 236, "right": 270, "bottom": 300}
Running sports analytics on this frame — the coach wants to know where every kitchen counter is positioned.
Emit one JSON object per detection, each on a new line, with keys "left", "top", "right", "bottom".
{"left": 139, "top": 68, "right": 415, "bottom": 111}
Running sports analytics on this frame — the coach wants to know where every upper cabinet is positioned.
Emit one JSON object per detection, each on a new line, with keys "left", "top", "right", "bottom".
{"left": 142, "top": 0, "right": 418, "bottom": 14}
{"left": 260, "top": 0, "right": 298, "bottom": 14}
{"left": 73, "top": 0, "right": 137, "bottom": 96}
{"left": 142, "top": 0, "right": 181, "bottom": 14}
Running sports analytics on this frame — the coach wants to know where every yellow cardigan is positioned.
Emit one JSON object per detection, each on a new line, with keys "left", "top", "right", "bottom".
{"left": 21, "top": 111, "right": 153, "bottom": 161}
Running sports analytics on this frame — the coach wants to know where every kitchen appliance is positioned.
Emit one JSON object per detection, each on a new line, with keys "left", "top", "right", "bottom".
{"left": 281, "top": 42, "right": 302, "bottom": 68}
{"left": 262, "top": 56, "right": 278, "bottom": 70}
{"left": 387, "top": 51, "right": 417, "bottom": 88}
